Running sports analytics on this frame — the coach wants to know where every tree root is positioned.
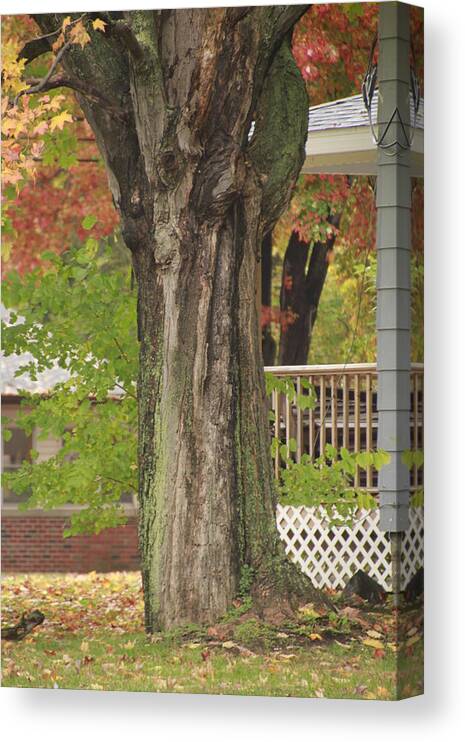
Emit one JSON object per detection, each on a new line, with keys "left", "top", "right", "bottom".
{"left": 249, "top": 553, "right": 335, "bottom": 625}
{"left": 1, "top": 610, "right": 45, "bottom": 641}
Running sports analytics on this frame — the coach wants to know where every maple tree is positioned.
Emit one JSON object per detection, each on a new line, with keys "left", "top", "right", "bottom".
{"left": 1, "top": 14, "right": 118, "bottom": 273}
{"left": 263, "top": 3, "right": 423, "bottom": 366}
{"left": 2, "top": 8, "right": 320, "bottom": 632}
{"left": 1, "top": 6, "right": 423, "bottom": 634}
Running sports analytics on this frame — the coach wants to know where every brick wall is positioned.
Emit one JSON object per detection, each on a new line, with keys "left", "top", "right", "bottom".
{"left": 1, "top": 513, "right": 140, "bottom": 572}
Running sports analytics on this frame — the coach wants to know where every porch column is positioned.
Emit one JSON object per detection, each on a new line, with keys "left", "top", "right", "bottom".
{"left": 376, "top": 2, "right": 411, "bottom": 537}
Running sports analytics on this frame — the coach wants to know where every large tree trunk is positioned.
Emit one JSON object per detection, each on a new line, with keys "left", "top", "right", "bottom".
{"left": 33, "top": 7, "right": 313, "bottom": 630}
{"left": 278, "top": 217, "right": 340, "bottom": 365}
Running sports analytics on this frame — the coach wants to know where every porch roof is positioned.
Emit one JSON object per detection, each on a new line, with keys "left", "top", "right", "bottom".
{"left": 303, "top": 91, "right": 424, "bottom": 177}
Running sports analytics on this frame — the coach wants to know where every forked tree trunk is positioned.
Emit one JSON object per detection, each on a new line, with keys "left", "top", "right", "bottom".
{"left": 132, "top": 153, "right": 310, "bottom": 630}
{"left": 278, "top": 217, "right": 340, "bottom": 365}
{"left": 33, "top": 7, "right": 314, "bottom": 630}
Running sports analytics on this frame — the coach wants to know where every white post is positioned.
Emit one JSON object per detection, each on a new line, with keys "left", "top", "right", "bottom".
{"left": 376, "top": 2, "right": 412, "bottom": 602}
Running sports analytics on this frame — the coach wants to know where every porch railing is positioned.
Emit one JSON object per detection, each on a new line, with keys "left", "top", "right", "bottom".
{"left": 265, "top": 363, "right": 424, "bottom": 492}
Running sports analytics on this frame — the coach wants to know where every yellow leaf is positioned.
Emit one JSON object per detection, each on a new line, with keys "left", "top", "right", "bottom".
{"left": 50, "top": 111, "right": 73, "bottom": 132}
{"left": 62, "top": 16, "right": 72, "bottom": 30}
{"left": 80, "top": 641, "right": 89, "bottom": 652}
{"left": 366, "top": 629, "right": 383, "bottom": 639}
{"left": 299, "top": 603, "right": 320, "bottom": 619}
{"left": 69, "top": 21, "right": 91, "bottom": 48}
{"left": 92, "top": 19, "right": 107, "bottom": 32}
{"left": 363, "top": 637, "right": 384, "bottom": 650}
{"left": 309, "top": 633, "right": 323, "bottom": 641}
{"left": 222, "top": 640, "right": 236, "bottom": 649}
{"left": 52, "top": 32, "right": 65, "bottom": 53}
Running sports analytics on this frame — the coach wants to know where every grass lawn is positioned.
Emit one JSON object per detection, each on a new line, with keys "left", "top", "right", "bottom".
{"left": 1, "top": 572, "right": 423, "bottom": 700}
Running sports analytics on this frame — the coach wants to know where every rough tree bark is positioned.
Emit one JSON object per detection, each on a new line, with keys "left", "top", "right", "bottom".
{"left": 261, "top": 231, "right": 277, "bottom": 366}
{"left": 30, "top": 7, "right": 315, "bottom": 630}
{"left": 278, "top": 215, "right": 340, "bottom": 365}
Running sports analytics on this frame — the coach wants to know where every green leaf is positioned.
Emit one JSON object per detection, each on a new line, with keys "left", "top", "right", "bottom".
{"left": 81, "top": 214, "right": 98, "bottom": 231}
{"left": 373, "top": 450, "right": 390, "bottom": 470}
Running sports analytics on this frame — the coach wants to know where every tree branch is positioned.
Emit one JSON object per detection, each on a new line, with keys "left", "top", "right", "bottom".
{"left": 15, "top": 40, "right": 72, "bottom": 105}
{"left": 248, "top": 33, "right": 309, "bottom": 235}
{"left": 23, "top": 73, "right": 127, "bottom": 118}
{"left": 267, "top": 5, "right": 311, "bottom": 41}
{"left": 106, "top": 19, "right": 144, "bottom": 61}
{"left": 18, "top": 13, "right": 87, "bottom": 64}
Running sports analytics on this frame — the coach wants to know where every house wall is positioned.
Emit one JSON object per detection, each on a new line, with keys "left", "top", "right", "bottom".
{"left": 2, "top": 511, "right": 140, "bottom": 572}
{"left": 1, "top": 398, "right": 140, "bottom": 573}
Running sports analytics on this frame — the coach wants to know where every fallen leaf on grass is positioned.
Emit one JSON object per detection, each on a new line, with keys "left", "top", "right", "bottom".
{"left": 363, "top": 637, "right": 384, "bottom": 650}
{"left": 338, "top": 606, "right": 371, "bottom": 629}
{"left": 237, "top": 645, "right": 255, "bottom": 657}
{"left": 222, "top": 640, "right": 237, "bottom": 649}
{"left": 299, "top": 603, "right": 321, "bottom": 619}
{"left": 309, "top": 633, "right": 323, "bottom": 641}
{"left": 366, "top": 629, "right": 383, "bottom": 639}
{"left": 206, "top": 625, "right": 230, "bottom": 641}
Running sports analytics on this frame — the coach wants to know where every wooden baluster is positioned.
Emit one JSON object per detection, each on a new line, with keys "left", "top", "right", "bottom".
{"left": 285, "top": 383, "right": 291, "bottom": 468}
{"left": 296, "top": 376, "right": 302, "bottom": 463}
{"left": 272, "top": 388, "right": 279, "bottom": 479}
{"left": 413, "top": 372, "right": 419, "bottom": 488}
{"left": 331, "top": 374, "right": 337, "bottom": 449}
{"left": 342, "top": 374, "right": 349, "bottom": 450}
{"left": 366, "top": 373, "right": 373, "bottom": 489}
{"left": 308, "top": 375, "right": 314, "bottom": 460}
{"left": 320, "top": 375, "right": 326, "bottom": 456}
{"left": 354, "top": 374, "right": 360, "bottom": 487}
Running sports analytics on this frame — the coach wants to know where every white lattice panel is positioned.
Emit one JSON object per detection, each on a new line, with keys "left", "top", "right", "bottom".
{"left": 276, "top": 506, "right": 423, "bottom": 591}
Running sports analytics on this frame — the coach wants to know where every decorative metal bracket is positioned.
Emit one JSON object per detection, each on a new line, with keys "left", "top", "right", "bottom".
{"left": 362, "top": 34, "right": 421, "bottom": 155}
